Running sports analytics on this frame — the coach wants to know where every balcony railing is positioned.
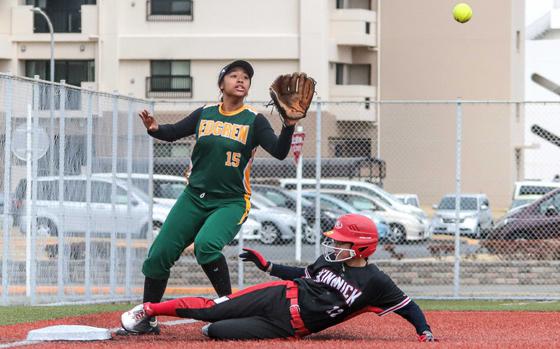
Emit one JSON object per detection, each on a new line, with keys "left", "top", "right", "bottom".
{"left": 146, "top": 0, "right": 193, "bottom": 21}
{"left": 146, "top": 75, "right": 193, "bottom": 98}
{"left": 34, "top": 10, "right": 82, "bottom": 33}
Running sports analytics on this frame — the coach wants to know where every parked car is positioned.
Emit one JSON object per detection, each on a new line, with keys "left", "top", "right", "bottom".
{"left": 301, "top": 191, "right": 390, "bottom": 242}
{"left": 93, "top": 173, "right": 189, "bottom": 233}
{"left": 229, "top": 217, "right": 262, "bottom": 244}
{"left": 308, "top": 190, "right": 428, "bottom": 243}
{"left": 252, "top": 184, "right": 342, "bottom": 232}
{"left": 279, "top": 179, "right": 429, "bottom": 223}
{"left": 13, "top": 176, "right": 152, "bottom": 238}
{"left": 510, "top": 180, "right": 560, "bottom": 210}
{"left": 94, "top": 173, "right": 187, "bottom": 206}
{"left": 490, "top": 188, "right": 560, "bottom": 241}
{"left": 395, "top": 194, "right": 420, "bottom": 208}
{"left": 249, "top": 194, "right": 312, "bottom": 244}
{"left": 429, "top": 194, "right": 493, "bottom": 239}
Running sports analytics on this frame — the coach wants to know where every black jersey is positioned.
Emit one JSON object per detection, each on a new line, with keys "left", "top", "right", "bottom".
{"left": 294, "top": 256, "right": 410, "bottom": 333}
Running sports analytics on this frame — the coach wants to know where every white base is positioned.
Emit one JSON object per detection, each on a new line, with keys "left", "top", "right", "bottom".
{"left": 26, "top": 325, "right": 111, "bottom": 341}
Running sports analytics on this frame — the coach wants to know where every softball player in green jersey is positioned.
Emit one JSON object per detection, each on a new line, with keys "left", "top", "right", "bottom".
{"left": 126, "top": 60, "right": 298, "bottom": 335}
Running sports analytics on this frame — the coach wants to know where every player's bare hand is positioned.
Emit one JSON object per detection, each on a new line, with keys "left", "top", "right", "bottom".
{"left": 138, "top": 109, "right": 159, "bottom": 132}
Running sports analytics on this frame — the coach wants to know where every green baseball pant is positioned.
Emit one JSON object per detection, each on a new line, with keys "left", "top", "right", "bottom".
{"left": 142, "top": 187, "right": 250, "bottom": 280}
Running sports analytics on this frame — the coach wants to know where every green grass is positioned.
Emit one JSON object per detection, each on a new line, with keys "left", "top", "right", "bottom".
{"left": 416, "top": 299, "right": 560, "bottom": 312}
{"left": 1, "top": 300, "right": 559, "bottom": 326}
{"left": 0, "top": 303, "right": 132, "bottom": 326}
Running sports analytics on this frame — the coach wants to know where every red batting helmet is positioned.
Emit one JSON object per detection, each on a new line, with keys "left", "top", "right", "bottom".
{"left": 323, "top": 214, "right": 379, "bottom": 259}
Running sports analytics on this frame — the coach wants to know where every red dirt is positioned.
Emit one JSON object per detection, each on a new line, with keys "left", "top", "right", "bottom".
{"left": 2, "top": 311, "right": 560, "bottom": 349}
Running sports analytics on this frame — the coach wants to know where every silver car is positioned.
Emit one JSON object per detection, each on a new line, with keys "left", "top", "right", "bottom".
{"left": 312, "top": 190, "right": 429, "bottom": 243}
{"left": 14, "top": 176, "right": 152, "bottom": 238}
{"left": 250, "top": 194, "right": 311, "bottom": 244}
{"left": 429, "top": 194, "right": 493, "bottom": 239}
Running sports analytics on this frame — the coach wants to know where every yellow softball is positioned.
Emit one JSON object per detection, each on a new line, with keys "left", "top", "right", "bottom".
{"left": 453, "top": 3, "right": 472, "bottom": 23}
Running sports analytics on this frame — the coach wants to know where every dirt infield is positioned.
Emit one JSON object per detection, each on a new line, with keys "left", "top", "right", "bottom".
{"left": 1, "top": 311, "right": 560, "bottom": 348}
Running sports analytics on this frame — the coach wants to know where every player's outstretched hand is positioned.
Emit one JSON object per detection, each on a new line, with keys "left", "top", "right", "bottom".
{"left": 138, "top": 109, "right": 159, "bottom": 132}
{"left": 417, "top": 330, "right": 437, "bottom": 342}
{"left": 239, "top": 248, "right": 271, "bottom": 272}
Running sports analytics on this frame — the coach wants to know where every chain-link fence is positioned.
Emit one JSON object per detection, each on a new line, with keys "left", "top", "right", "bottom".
{"left": 2, "top": 76, "right": 560, "bottom": 304}
{"left": 0, "top": 74, "right": 153, "bottom": 304}
{"left": 154, "top": 100, "right": 560, "bottom": 300}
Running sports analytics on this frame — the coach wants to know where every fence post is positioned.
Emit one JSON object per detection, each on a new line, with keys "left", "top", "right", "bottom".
{"left": 57, "top": 80, "right": 67, "bottom": 302}
{"left": 2, "top": 76, "right": 13, "bottom": 305}
{"left": 30, "top": 76, "right": 40, "bottom": 304}
{"left": 125, "top": 96, "right": 134, "bottom": 299}
{"left": 453, "top": 98, "right": 463, "bottom": 298}
{"left": 49, "top": 75, "right": 55, "bottom": 176}
{"left": 85, "top": 89, "right": 93, "bottom": 300}
{"left": 314, "top": 98, "right": 322, "bottom": 258}
{"left": 148, "top": 102, "right": 155, "bottom": 245}
{"left": 110, "top": 91, "right": 119, "bottom": 298}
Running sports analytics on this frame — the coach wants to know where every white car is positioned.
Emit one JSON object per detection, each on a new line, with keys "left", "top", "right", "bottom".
{"left": 510, "top": 180, "right": 560, "bottom": 210}
{"left": 309, "top": 190, "right": 430, "bottom": 243}
{"left": 233, "top": 217, "right": 262, "bottom": 242}
{"left": 430, "top": 194, "right": 493, "bottom": 239}
{"left": 94, "top": 173, "right": 187, "bottom": 207}
{"left": 395, "top": 194, "right": 420, "bottom": 208}
{"left": 14, "top": 176, "right": 152, "bottom": 238}
{"left": 279, "top": 179, "right": 428, "bottom": 224}
{"left": 94, "top": 173, "right": 187, "bottom": 232}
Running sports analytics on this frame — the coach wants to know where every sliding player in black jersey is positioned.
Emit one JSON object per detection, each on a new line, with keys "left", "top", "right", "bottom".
{"left": 120, "top": 213, "right": 436, "bottom": 342}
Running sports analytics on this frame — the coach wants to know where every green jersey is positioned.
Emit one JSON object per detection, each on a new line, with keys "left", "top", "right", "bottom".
{"left": 148, "top": 103, "right": 294, "bottom": 198}
{"left": 189, "top": 104, "right": 257, "bottom": 196}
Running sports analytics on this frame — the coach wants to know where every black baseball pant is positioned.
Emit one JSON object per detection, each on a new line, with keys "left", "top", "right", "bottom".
{"left": 148, "top": 280, "right": 296, "bottom": 339}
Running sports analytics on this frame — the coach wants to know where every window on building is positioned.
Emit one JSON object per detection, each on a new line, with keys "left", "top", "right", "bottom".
{"left": 329, "top": 137, "right": 372, "bottom": 158}
{"left": 348, "top": 64, "right": 371, "bottom": 85}
{"left": 25, "top": 60, "right": 94, "bottom": 110}
{"left": 147, "top": 60, "right": 192, "bottom": 98}
{"left": 25, "top": 60, "right": 94, "bottom": 86}
{"left": 334, "top": 63, "right": 371, "bottom": 85}
{"left": 335, "top": 63, "right": 344, "bottom": 85}
{"left": 335, "top": 0, "right": 371, "bottom": 10}
{"left": 147, "top": 0, "right": 193, "bottom": 21}
{"left": 27, "top": 0, "right": 96, "bottom": 33}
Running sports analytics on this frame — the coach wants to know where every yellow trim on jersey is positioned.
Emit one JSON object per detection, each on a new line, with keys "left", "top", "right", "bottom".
{"left": 238, "top": 194, "right": 252, "bottom": 225}
{"left": 219, "top": 103, "right": 248, "bottom": 116}
{"left": 243, "top": 148, "right": 257, "bottom": 196}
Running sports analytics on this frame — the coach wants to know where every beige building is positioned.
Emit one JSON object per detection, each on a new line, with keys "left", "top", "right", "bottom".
{"left": 379, "top": 0, "right": 525, "bottom": 210}
{"left": 0, "top": 0, "right": 524, "bottom": 210}
{"left": 0, "top": 0, "right": 378, "bottom": 103}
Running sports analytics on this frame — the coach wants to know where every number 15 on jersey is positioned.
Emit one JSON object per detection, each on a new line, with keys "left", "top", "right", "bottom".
{"left": 225, "top": 151, "right": 241, "bottom": 167}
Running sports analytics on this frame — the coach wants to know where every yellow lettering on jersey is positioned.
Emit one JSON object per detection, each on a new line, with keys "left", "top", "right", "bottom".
{"left": 222, "top": 122, "right": 232, "bottom": 138}
{"left": 198, "top": 120, "right": 248, "bottom": 145}
{"left": 213, "top": 121, "right": 224, "bottom": 136}
{"left": 231, "top": 124, "right": 240, "bottom": 140}
{"left": 198, "top": 120, "right": 207, "bottom": 136}
{"left": 204, "top": 120, "right": 215, "bottom": 136}
{"left": 238, "top": 125, "right": 249, "bottom": 144}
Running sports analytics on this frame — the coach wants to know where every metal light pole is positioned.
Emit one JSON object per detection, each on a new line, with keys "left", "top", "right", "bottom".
{"left": 31, "top": 7, "right": 55, "bottom": 175}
